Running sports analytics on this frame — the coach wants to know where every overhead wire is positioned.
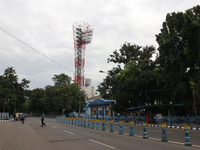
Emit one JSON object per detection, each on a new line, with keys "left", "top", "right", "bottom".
{"left": 0, "top": 26, "right": 74, "bottom": 73}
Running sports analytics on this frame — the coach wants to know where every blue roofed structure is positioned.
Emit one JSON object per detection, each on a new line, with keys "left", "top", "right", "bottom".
{"left": 89, "top": 99, "right": 116, "bottom": 107}
{"left": 82, "top": 99, "right": 116, "bottom": 119}
{"left": 126, "top": 104, "right": 184, "bottom": 110}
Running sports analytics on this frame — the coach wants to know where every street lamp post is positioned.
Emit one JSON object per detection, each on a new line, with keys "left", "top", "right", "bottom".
{"left": 99, "top": 70, "right": 112, "bottom": 119}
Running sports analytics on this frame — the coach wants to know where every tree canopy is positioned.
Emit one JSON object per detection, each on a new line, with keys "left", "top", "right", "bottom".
{"left": 0, "top": 67, "right": 30, "bottom": 113}
{"left": 0, "top": 68, "right": 85, "bottom": 115}
{"left": 98, "top": 5, "right": 200, "bottom": 116}
{"left": 155, "top": 5, "right": 200, "bottom": 116}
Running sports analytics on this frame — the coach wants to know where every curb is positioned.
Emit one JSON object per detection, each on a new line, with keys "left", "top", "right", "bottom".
{"left": 112, "top": 122, "right": 200, "bottom": 131}
{"left": 0, "top": 120, "right": 12, "bottom": 122}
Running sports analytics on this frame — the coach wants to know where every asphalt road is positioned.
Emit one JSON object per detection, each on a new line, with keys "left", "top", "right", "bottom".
{"left": 101, "top": 121, "right": 200, "bottom": 145}
{"left": 0, "top": 117, "right": 199, "bottom": 150}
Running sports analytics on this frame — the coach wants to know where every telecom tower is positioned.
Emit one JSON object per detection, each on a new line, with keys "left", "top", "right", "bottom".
{"left": 73, "top": 21, "right": 93, "bottom": 87}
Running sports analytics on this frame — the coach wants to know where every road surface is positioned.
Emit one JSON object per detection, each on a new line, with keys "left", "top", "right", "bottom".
{"left": 0, "top": 117, "right": 199, "bottom": 150}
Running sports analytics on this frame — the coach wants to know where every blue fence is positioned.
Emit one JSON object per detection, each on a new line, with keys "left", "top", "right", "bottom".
{"left": 74, "top": 115, "right": 200, "bottom": 127}
{"left": 0, "top": 112, "right": 9, "bottom": 120}
{"left": 30, "top": 115, "right": 66, "bottom": 118}
{"left": 114, "top": 115, "right": 200, "bottom": 127}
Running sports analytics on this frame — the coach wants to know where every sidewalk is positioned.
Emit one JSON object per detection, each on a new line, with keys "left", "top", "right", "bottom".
{"left": 0, "top": 120, "right": 57, "bottom": 150}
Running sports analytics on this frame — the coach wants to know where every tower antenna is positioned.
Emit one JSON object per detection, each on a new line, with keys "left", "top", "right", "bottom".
{"left": 73, "top": 21, "right": 93, "bottom": 87}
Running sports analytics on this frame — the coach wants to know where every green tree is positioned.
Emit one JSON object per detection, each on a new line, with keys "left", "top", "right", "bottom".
{"left": 98, "top": 43, "right": 157, "bottom": 113}
{"left": 0, "top": 67, "right": 30, "bottom": 113}
{"left": 43, "top": 73, "right": 85, "bottom": 115}
{"left": 156, "top": 5, "right": 200, "bottom": 116}
{"left": 29, "top": 88, "right": 45, "bottom": 114}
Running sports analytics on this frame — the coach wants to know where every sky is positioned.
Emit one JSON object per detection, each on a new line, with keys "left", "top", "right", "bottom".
{"left": 0, "top": 0, "right": 199, "bottom": 90}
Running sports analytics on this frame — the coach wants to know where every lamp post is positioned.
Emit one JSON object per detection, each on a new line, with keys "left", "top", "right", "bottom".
{"left": 99, "top": 70, "right": 112, "bottom": 119}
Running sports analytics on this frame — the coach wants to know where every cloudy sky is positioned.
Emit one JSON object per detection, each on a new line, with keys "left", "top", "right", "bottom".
{"left": 0, "top": 0, "right": 199, "bottom": 90}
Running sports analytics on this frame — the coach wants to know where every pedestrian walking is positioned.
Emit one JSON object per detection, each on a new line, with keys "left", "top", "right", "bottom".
{"left": 41, "top": 113, "right": 46, "bottom": 127}
{"left": 21, "top": 113, "right": 25, "bottom": 124}
{"left": 18, "top": 113, "right": 20, "bottom": 121}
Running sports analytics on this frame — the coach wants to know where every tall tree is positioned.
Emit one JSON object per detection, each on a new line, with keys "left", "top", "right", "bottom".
{"left": 156, "top": 5, "right": 200, "bottom": 116}
{"left": 0, "top": 67, "right": 30, "bottom": 113}
{"left": 98, "top": 43, "right": 157, "bottom": 112}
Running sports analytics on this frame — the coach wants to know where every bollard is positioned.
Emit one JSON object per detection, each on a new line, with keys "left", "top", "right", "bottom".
{"left": 184, "top": 126, "right": 192, "bottom": 146}
{"left": 119, "top": 121, "right": 124, "bottom": 134}
{"left": 143, "top": 123, "right": 148, "bottom": 139}
{"left": 91, "top": 119, "right": 95, "bottom": 129}
{"left": 87, "top": 119, "right": 91, "bottom": 128}
{"left": 72, "top": 118, "right": 74, "bottom": 125}
{"left": 63, "top": 118, "right": 65, "bottom": 123}
{"left": 66, "top": 118, "right": 68, "bottom": 124}
{"left": 129, "top": 122, "right": 134, "bottom": 136}
{"left": 61, "top": 118, "right": 63, "bottom": 123}
{"left": 96, "top": 120, "right": 100, "bottom": 130}
{"left": 161, "top": 124, "right": 168, "bottom": 142}
{"left": 69, "top": 118, "right": 71, "bottom": 124}
{"left": 75, "top": 119, "right": 77, "bottom": 126}
{"left": 81, "top": 119, "right": 83, "bottom": 127}
{"left": 102, "top": 120, "right": 105, "bottom": 131}
{"left": 110, "top": 120, "right": 114, "bottom": 132}
{"left": 59, "top": 117, "right": 60, "bottom": 123}
{"left": 84, "top": 119, "right": 87, "bottom": 127}
{"left": 78, "top": 119, "right": 80, "bottom": 126}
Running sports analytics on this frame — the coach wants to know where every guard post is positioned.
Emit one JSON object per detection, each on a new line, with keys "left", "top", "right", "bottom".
{"left": 87, "top": 119, "right": 91, "bottom": 128}
{"left": 110, "top": 120, "right": 114, "bottom": 132}
{"left": 119, "top": 121, "right": 124, "bottom": 134}
{"left": 84, "top": 119, "right": 87, "bottom": 127}
{"left": 96, "top": 119, "right": 100, "bottom": 130}
{"left": 161, "top": 124, "right": 168, "bottom": 142}
{"left": 184, "top": 125, "right": 192, "bottom": 146}
{"left": 75, "top": 118, "right": 77, "bottom": 126}
{"left": 102, "top": 120, "right": 105, "bottom": 131}
{"left": 78, "top": 118, "right": 80, "bottom": 126}
{"left": 91, "top": 119, "right": 95, "bottom": 129}
{"left": 129, "top": 121, "right": 134, "bottom": 136}
{"left": 143, "top": 123, "right": 148, "bottom": 139}
{"left": 72, "top": 118, "right": 74, "bottom": 125}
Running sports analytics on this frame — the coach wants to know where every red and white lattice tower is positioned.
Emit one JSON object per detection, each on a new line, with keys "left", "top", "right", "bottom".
{"left": 73, "top": 21, "right": 93, "bottom": 87}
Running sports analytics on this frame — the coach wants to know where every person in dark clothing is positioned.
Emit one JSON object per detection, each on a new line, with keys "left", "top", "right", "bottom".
{"left": 21, "top": 113, "right": 25, "bottom": 124}
{"left": 41, "top": 114, "right": 46, "bottom": 127}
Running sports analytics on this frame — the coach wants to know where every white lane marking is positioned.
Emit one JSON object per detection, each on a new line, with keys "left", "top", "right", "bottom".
{"left": 193, "top": 145, "right": 200, "bottom": 148}
{"left": 64, "top": 130, "right": 74, "bottom": 135}
{"left": 51, "top": 126, "right": 57, "bottom": 128}
{"left": 168, "top": 141, "right": 183, "bottom": 145}
{"left": 149, "top": 137, "right": 161, "bottom": 141}
{"left": 134, "top": 135, "right": 143, "bottom": 138}
{"left": 89, "top": 139, "right": 115, "bottom": 149}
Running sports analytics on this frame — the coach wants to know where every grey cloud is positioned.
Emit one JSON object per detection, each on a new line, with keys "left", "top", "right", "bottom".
{"left": 0, "top": 0, "right": 199, "bottom": 89}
